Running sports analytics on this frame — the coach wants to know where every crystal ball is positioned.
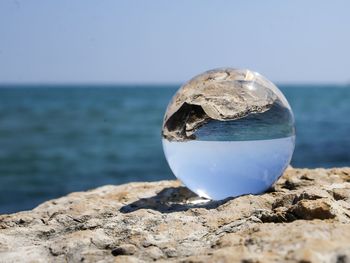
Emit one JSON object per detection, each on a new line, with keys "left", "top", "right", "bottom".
{"left": 162, "top": 68, "right": 295, "bottom": 200}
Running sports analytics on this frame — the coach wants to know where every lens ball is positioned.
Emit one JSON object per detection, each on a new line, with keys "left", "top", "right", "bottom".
{"left": 162, "top": 68, "right": 295, "bottom": 200}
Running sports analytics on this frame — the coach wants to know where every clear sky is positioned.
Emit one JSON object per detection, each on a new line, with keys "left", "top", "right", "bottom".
{"left": 0, "top": 0, "right": 349, "bottom": 84}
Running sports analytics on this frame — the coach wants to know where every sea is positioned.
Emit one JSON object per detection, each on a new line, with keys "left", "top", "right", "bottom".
{"left": 0, "top": 85, "right": 349, "bottom": 213}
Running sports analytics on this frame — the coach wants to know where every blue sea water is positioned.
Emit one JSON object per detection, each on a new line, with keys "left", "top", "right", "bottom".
{"left": 0, "top": 85, "right": 350, "bottom": 213}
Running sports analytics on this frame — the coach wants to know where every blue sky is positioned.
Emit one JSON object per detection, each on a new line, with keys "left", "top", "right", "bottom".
{"left": 0, "top": 0, "right": 349, "bottom": 84}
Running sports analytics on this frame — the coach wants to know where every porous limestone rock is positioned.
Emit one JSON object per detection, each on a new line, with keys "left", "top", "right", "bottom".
{"left": 1, "top": 168, "right": 350, "bottom": 262}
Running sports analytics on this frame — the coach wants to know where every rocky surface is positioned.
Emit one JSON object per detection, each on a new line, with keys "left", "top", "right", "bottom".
{"left": 1, "top": 167, "right": 350, "bottom": 262}
{"left": 162, "top": 68, "right": 278, "bottom": 141}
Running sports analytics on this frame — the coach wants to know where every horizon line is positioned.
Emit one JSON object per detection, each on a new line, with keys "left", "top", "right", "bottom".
{"left": 0, "top": 82, "right": 349, "bottom": 88}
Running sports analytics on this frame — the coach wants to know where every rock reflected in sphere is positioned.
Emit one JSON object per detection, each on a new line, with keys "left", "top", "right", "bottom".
{"left": 162, "top": 68, "right": 295, "bottom": 200}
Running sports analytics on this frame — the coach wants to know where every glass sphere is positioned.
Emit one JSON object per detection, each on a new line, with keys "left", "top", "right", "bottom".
{"left": 162, "top": 68, "right": 295, "bottom": 200}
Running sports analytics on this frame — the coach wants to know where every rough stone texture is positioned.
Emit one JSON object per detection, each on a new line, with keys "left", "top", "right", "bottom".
{"left": 1, "top": 168, "right": 350, "bottom": 262}
{"left": 162, "top": 68, "right": 278, "bottom": 141}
